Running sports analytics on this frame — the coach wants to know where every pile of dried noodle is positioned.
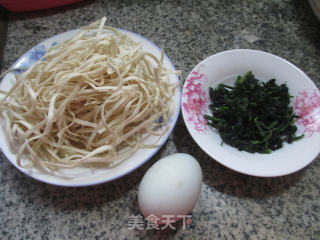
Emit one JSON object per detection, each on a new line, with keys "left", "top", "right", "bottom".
{"left": 0, "top": 17, "right": 179, "bottom": 169}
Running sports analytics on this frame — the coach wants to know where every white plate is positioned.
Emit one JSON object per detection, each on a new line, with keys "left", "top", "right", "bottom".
{"left": 182, "top": 49, "right": 320, "bottom": 177}
{"left": 0, "top": 29, "right": 181, "bottom": 186}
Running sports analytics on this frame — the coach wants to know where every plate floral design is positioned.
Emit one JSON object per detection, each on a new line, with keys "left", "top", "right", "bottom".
{"left": 182, "top": 68, "right": 208, "bottom": 133}
{"left": 294, "top": 89, "right": 320, "bottom": 136}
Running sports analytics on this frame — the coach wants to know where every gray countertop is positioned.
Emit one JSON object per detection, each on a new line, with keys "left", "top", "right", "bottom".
{"left": 1, "top": 0, "right": 320, "bottom": 239}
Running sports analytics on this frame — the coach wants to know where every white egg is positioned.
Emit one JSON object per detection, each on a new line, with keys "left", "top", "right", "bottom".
{"left": 138, "top": 153, "right": 202, "bottom": 224}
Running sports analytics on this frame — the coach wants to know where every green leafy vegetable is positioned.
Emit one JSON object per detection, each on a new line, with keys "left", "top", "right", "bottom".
{"left": 204, "top": 71, "right": 303, "bottom": 154}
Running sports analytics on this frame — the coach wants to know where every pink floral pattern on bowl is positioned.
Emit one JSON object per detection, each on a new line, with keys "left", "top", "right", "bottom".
{"left": 182, "top": 70, "right": 208, "bottom": 133}
{"left": 294, "top": 89, "right": 320, "bottom": 136}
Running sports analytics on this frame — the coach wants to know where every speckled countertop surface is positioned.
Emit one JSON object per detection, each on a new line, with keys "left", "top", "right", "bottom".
{"left": 0, "top": 0, "right": 320, "bottom": 239}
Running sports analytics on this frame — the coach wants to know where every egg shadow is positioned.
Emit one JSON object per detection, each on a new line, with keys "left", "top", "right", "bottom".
{"left": 171, "top": 115, "right": 305, "bottom": 199}
{"left": 130, "top": 215, "right": 194, "bottom": 240}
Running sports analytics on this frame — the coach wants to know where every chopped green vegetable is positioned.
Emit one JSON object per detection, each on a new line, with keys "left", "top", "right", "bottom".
{"left": 204, "top": 71, "right": 303, "bottom": 154}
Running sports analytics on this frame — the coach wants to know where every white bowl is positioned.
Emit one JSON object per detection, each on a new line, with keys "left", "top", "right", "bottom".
{"left": 0, "top": 29, "right": 181, "bottom": 187}
{"left": 182, "top": 49, "right": 320, "bottom": 177}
